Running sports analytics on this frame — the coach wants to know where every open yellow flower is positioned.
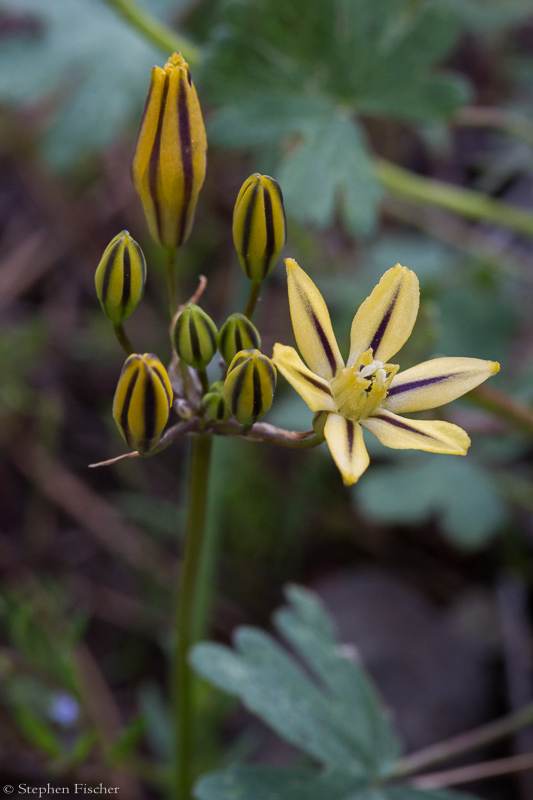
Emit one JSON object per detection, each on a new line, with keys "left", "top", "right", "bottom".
{"left": 273, "top": 259, "right": 500, "bottom": 486}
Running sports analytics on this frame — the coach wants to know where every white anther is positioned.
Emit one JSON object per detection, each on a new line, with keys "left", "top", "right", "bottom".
{"left": 375, "top": 368, "right": 387, "bottom": 389}
{"left": 360, "top": 360, "right": 384, "bottom": 379}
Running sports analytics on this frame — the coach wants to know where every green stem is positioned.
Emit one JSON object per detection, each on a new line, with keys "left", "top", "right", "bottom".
{"left": 377, "top": 158, "right": 533, "bottom": 238}
{"left": 112, "top": 323, "right": 134, "bottom": 355}
{"left": 395, "top": 700, "right": 533, "bottom": 778}
{"left": 466, "top": 385, "right": 533, "bottom": 438}
{"left": 166, "top": 247, "right": 179, "bottom": 319}
{"left": 103, "top": 0, "right": 201, "bottom": 65}
{"left": 171, "top": 433, "right": 213, "bottom": 800}
{"left": 243, "top": 280, "right": 262, "bottom": 319}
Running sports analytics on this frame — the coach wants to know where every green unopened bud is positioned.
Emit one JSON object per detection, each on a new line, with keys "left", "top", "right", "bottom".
{"left": 233, "top": 174, "right": 286, "bottom": 281}
{"left": 131, "top": 53, "right": 207, "bottom": 248}
{"left": 113, "top": 353, "right": 172, "bottom": 455}
{"left": 172, "top": 303, "right": 218, "bottom": 369}
{"left": 218, "top": 313, "right": 261, "bottom": 364}
{"left": 95, "top": 231, "right": 146, "bottom": 324}
{"left": 224, "top": 349, "right": 276, "bottom": 425}
{"left": 202, "top": 382, "right": 230, "bottom": 422}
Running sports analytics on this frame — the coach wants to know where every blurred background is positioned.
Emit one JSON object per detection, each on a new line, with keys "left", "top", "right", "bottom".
{"left": 1, "top": 0, "right": 533, "bottom": 797}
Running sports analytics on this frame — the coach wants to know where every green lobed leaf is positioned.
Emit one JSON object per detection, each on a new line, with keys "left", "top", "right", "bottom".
{"left": 354, "top": 454, "right": 507, "bottom": 549}
{"left": 191, "top": 586, "right": 399, "bottom": 777}
{"left": 278, "top": 114, "right": 383, "bottom": 236}
{"left": 0, "top": 0, "right": 191, "bottom": 169}
{"left": 195, "top": 765, "right": 364, "bottom": 800}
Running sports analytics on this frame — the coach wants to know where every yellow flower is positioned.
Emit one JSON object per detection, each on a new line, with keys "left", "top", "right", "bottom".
{"left": 273, "top": 259, "right": 500, "bottom": 486}
{"left": 131, "top": 53, "right": 207, "bottom": 249}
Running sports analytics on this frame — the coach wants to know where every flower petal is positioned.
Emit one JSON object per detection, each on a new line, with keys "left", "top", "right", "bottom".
{"left": 286, "top": 258, "right": 344, "bottom": 380}
{"left": 347, "top": 264, "right": 419, "bottom": 366}
{"left": 272, "top": 343, "right": 336, "bottom": 413}
{"left": 362, "top": 409, "right": 470, "bottom": 454}
{"left": 383, "top": 357, "right": 500, "bottom": 413}
{"left": 324, "top": 414, "right": 370, "bottom": 486}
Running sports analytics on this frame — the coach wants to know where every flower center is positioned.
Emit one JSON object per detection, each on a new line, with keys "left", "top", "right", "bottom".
{"left": 330, "top": 350, "right": 398, "bottom": 421}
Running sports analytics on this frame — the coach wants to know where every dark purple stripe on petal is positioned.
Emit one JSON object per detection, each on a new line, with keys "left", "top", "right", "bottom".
{"left": 262, "top": 185, "right": 275, "bottom": 278}
{"left": 373, "top": 413, "right": 432, "bottom": 438}
{"left": 143, "top": 366, "right": 157, "bottom": 444}
{"left": 120, "top": 244, "right": 131, "bottom": 308}
{"left": 177, "top": 73, "right": 193, "bottom": 245}
{"left": 241, "top": 183, "right": 259, "bottom": 278}
{"left": 309, "top": 306, "right": 338, "bottom": 376}
{"left": 149, "top": 76, "right": 169, "bottom": 241}
{"left": 387, "top": 373, "right": 455, "bottom": 397}
{"left": 252, "top": 364, "right": 262, "bottom": 420}
{"left": 367, "top": 285, "right": 400, "bottom": 357}
{"left": 120, "top": 368, "right": 139, "bottom": 449}
{"left": 346, "top": 418, "right": 354, "bottom": 457}
{"left": 152, "top": 367, "right": 171, "bottom": 406}
{"left": 101, "top": 239, "right": 122, "bottom": 305}
{"left": 295, "top": 369, "right": 332, "bottom": 395}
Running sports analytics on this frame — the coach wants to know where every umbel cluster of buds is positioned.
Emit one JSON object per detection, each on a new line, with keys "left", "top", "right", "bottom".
{"left": 94, "top": 51, "right": 500, "bottom": 484}
{"left": 94, "top": 52, "right": 287, "bottom": 458}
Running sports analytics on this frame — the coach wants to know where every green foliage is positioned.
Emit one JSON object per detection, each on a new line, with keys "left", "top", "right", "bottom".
{"left": 192, "top": 586, "right": 475, "bottom": 800}
{"left": 204, "top": 0, "right": 470, "bottom": 235}
{"left": 354, "top": 452, "right": 507, "bottom": 549}
{"left": 0, "top": 0, "right": 186, "bottom": 168}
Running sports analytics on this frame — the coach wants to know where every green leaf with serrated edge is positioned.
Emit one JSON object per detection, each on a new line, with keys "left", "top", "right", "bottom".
{"left": 275, "top": 586, "right": 401, "bottom": 775}
{"left": 193, "top": 628, "right": 369, "bottom": 774}
{"left": 195, "top": 765, "right": 364, "bottom": 800}
{"left": 385, "top": 786, "right": 477, "bottom": 800}
{"left": 279, "top": 114, "right": 382, "bottom": 236}
{"left": 191, "top": 586, "right": 401, "bottom": 776}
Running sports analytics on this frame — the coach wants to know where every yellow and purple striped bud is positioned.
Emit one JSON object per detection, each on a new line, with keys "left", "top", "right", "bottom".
{"left": 218, "top": 313, "right": 261, "bottom": 365}
{"left": 95, "top": 231, "right": 146, "bottom": 324}
{"left": 232, "top": 174, "right": 286, "bottom": 281}
{"left": 202, "top": 382, "right": 231, "bottom": 422}
{"left": 131, "top": 52, "right": 207, "bottom": 249}
{"left": 112, "top": 353, "right": 172, "bottom": 455}
{"left": 172, "top": 303, "right": 218, "bottom": 369}
{"left": 223, "top": 349, "right": 277, "bottom": 425}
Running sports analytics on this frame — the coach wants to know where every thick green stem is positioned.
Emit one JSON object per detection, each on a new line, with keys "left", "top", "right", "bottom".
{"left": 171, "top": 434, "right": 213, "bottom": 800}
{"left": 166, "top": 247, "right": 179, "bottom": 319}
{"left": 243, "top": 280, "right": 262, "bottom": 319}
{"left": 395, "top": 700, "right": 533, "bottom": 778}
{"left": 103, "top": 0, "right": 201, "bottom": 64}
{"left": 377, "top": 158, "right": 533, "bottom": 238}
{"left": 112, "top": 323, "right": 134, "bottom": 355}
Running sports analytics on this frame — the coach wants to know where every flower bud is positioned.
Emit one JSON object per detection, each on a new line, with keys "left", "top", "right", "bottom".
{"left": 202, "top": 382, "right": 230, "bottom": 422}
{"left": 218, "top": 313, "right": 261, "bottom": 365}
{"left": 95, "top": 231, "right": 146, "bottom": 324}
{"left": 224, "top": 349, "right": 277, "bottom": 425}
{"left": 172, "top": 303, "right": 218, "bottom": 369}
{"left": 113, "top": 353, "right": 172, "bottom": 455}
{"left": 131, "top": 52, "right": 207, "bottom": 249}
{"left": 233, "top": 174, "right": 286, "bottom": 281}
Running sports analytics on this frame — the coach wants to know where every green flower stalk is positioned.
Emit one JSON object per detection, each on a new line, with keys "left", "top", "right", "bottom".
{"left": 224, "top": 349, "right": 277, "bottom": 425}
{"left": 218, "top": 313, "right": 261, "bottom": 364}
{"left": 95, "top": 231, "right": 146, "bottom": 324}
{"left": 113, "top": 353, "right": 172, "bottom": 455}
{"left": 131, "top": 52, "right": 207, "bottom": 249}
{"left": 172, "top": 303, "right": 218, "bottom": 370}
{"left": 233, "top": 173, "right": 286, "bottom": 282}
